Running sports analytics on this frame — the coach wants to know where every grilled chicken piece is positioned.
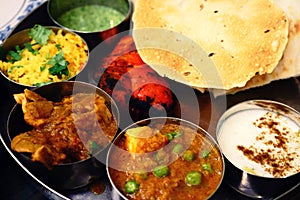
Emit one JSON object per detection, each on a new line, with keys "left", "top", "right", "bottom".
{"left": 97, "top": 36, "right": 175, "bottom": 122}
{"left": 125, "top": 126, "right": 169, "bottom": 153}
{"left": 13, "top": 89, "right": 54, "bottom": 128}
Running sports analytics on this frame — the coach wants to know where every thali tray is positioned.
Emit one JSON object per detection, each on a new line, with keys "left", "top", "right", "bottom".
{"left": 0, "top": 2, "right": 300, "bottom": 200}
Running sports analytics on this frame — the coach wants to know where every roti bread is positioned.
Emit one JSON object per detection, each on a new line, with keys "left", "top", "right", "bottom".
{"left": 132, "top": 0, "right": 289, "bottom": 90}
{"left": 214, "top": 0, "right": 300, "bottom": 94}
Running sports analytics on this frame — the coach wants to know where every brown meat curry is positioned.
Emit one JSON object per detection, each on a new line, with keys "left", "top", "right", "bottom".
{"left": 11, "top": 89, "right": 118, "bottom": 169}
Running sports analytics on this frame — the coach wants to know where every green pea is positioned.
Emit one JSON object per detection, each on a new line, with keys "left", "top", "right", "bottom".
{"left": 166, "top": 131, "right": 182, "bottom": 139}
{"left": 172, "top": 130, "right": 182, "bottom": 138}
{"left": 183, "top": 150, "right": 195, "bottom": 161}
{"left": 125, "top": 180, "right": 139, "bottom": 194}
{"left": 185, "top": 171, "right": 201, "bottom": 186}
{"left": 172, "top": 144, "right": 183, "bottom": 154}
{"left": 166, "top": 133, "right": 174, "bottom": 141}
{"left": 202, "top": 163, "right": 213, "bottom": 173}
{"left": 200, "top": 149, "right": 210, "bottom": 158}
{"left": 153, "top": 165, "right": 169, "bottom": 177}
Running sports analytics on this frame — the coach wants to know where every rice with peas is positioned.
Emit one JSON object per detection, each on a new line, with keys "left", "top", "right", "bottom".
{"left": 0, "top": 28, "right": 88, "bottom": 86}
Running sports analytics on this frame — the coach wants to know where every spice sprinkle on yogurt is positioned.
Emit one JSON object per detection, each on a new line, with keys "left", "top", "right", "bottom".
{"left": 218, "top": 104, "right": 300, "bottom": 178}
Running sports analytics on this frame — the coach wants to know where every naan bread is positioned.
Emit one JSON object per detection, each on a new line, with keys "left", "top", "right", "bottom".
{"left": 132, "top": 0, "right": 289, "bottom": 90}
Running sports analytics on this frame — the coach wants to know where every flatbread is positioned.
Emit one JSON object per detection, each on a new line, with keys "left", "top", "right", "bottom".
{"left": 132, "top": 0, "right": 289, "bottom": 90}
{"left": 213, "top": 0, "right": 300, "bottom": 95}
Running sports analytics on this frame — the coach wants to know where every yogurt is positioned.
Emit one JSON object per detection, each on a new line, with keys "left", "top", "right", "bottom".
{"left": 217, "top": 101, "right": 300, "bottom": 178}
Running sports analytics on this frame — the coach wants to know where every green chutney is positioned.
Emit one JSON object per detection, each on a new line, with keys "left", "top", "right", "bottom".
{"left": 57, "top": 5, "right": 126, "bottom": 32}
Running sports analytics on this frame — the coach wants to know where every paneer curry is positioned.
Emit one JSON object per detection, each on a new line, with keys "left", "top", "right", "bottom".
{"left": 107, "top": 119, "right": 224, "bottom": 200}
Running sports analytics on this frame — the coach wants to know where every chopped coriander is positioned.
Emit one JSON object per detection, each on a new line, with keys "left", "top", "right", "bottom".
{"left": 15, "top": 45, "right": 22, "bottom": 54}
{"left": 24, "top": 42, "right": 39, "bottom": 55}
{"left": 28, "top": 24, "right": 51, "bottom": 45}
{"left": 8, "top": 65, "right": 23, "bottom": 73}
{"left": 47, "top": 51, "right": 69, "bottom": 76}
{"left": 40, "top": 65, "right": 46, "bottom": 71}
{"left": 8, "top": 50, "right": 22, "bottom": 62}
{"left": 55, "top": 44, "right": 62, "bottom": 50}
{"left": 7, "top": 45, "right": 24, "bottom": 62}
{"left": 45, "top": 53, "right": 51, "bottom": 60}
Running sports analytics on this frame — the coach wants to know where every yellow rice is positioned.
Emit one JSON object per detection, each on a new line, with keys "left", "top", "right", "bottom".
{"left": 0, "top": 29, "right": 88, "bottom": 86}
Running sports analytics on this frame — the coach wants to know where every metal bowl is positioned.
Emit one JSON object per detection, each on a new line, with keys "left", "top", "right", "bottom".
{"left": 47, "top": 0, "right": 133, "bottom": 49}
{"left": 216, "top": 99, "right": 300, "bottom": 198}
{"left": 0, "top": 26, "right": 89, "bottom": 94}
{"left": 106, "top": 117, "right": 225, "bottom": 200}
{"left": 6, "top": 81, "right": 120, "bottom": 190}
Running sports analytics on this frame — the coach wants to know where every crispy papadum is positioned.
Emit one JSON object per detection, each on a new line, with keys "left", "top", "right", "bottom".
{"left": 132, "top": 0, "right": 289, "bottom": 91}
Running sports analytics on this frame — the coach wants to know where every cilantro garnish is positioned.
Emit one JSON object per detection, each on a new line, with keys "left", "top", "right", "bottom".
{"left": 40, "top": 65, "right": 46, "bottom": 72}
{"left": 55, "top": 44, "right": 61, "bottom": 50}
{"left": 7, "top": 45, "right": 24, "bottom": 62}
{"left": 47, "top": 51, "right": 69, "bottom": 76}
{"left": 24, "top": 42, "right": 39, "bottom": 55}
{"left": 8, "top": 65, "right": 23, "bottom": 73}
{"left": 8, "top": 50, "right": 22, "bottom": 62}
{"left": 28, "top": 24, "right": 51, "bottom": 46}
{"left": 45, "top": 53, "right": 50, "bottom": 60}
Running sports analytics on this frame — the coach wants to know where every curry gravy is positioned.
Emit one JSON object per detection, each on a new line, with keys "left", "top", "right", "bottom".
{"left": 108, "top": 121, "right": 224, "bottom": 200}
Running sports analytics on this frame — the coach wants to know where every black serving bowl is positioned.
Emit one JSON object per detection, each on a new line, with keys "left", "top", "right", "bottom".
{"left": 216, "top": 99, "right": 300, "bottom": 198}
{"left": 6, "top": 81, "right": 120, "bottom": 190}
{"left": 0, "top": 26, "right": 89, "bottom": 94}
{"left": 106, "top": 117, "right": 225, "bottom": 200}
{"left": 47, "top": 0, "right": 133, "bottom": 49}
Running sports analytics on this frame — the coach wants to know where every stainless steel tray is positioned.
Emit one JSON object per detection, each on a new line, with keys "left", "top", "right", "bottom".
{"left": 0, "top": 2, "right": 299, "bottom": 200}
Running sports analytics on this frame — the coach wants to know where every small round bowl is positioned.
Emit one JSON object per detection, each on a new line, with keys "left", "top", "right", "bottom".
{"left": 47, "top": 0, "right": 133, "bottom": 48}
{"left": 7, "top": 81, "right": 120, "bottom": 190}
{"left": 0, "top": 25, "right": 89, "bottom": 94}
{"left": 107, "top": 117, "right": 224, "bottom": 200}
{"left": 216, "top": 99, "right": 300, "bottom": 198}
